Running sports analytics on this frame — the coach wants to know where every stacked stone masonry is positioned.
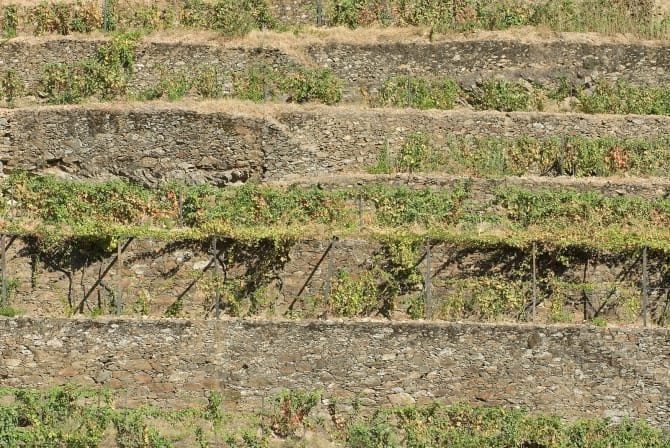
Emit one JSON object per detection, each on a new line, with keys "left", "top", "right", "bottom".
{"left": 2, "top": 104, "right": 670, "bottom": 185}
{"left": 2, "top": 37, "right": 670, "bottom": 101}
{"left": 3, "top": 237, "right": 668, "bottom": 323}
{"left": 0, "top": 318, "right": 668, "bottom": 430}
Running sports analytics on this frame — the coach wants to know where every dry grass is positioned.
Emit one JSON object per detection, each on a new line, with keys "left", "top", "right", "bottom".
{"left": 14, "top": 95, "right": 670, "bottom": 125}
{"left": 8, "top": 24, "right": 670, "bottom": 50}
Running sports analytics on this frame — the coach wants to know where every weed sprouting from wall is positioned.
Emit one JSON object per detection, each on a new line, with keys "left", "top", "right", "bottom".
{"left": 2, "top": 385, "right": 664, "bottom": 447}
{"left": 0, "top": 69, "right": 23, "bottom": 107}
{"left": 368, "top": 134, "right": 670, "bottom": 178}
{"left": 372, "top": 76, "right": 670, "bottom": 116}
{"left": 39, "top": 30, "right": 141, "bottom": 104}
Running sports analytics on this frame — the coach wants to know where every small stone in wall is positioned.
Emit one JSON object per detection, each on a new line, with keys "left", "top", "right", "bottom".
{"left": 388, "top": 392, "right": 415, "bottom": 406}
{"left": 174, "top": 250, "right": 193, "bottom": 263}
{"left": 46, "top": 338, "right": 63, "bottom": 348}
{"left": 527, "top": 332, "right": 542, "bottom": 349}
{"left": 192, "top": 260, "right": 209, "bottom": 271}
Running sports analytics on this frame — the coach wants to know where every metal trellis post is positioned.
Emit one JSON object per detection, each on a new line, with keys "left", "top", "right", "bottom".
{"left": 116, "top": 236, "right": 123, "bottom": 315}
{"left": 424, "top": 238, "right": 431, "bottom": 319}
{"left": 1, "top": 235, "right": 6, "bottom": 308}
{"left": 323, "top": 236, "right": 337, "bottom": 314}
{"left": 178, "top": 187, "right": 184, "bottom": 228}
{"left": 642, "top": 246, "right": 648, "bottom": 327}
{"left": 406, "top": 72, "right": 412, "bottom": 108}
{"left": 213, "top": 236, "right": 220, "bottom": 319}
{"left": 357, "top": 184, "right": 364, "bottom": 228}
{"left": 102, "top": 0, "right": 108, "bottom": 32}
{"left": 316, "top": 0, "right": 323, "bottom": 26}
{"left": 532, "top": 241, "right": 537, "bottom": 322}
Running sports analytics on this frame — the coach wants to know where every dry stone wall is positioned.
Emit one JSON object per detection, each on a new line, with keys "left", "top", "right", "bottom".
{"left": 0, "top": 39, "right": 296, "bottom": 95}
{"left": 0, "top": 317, "right": 669, "bottom": 430}
{"left": 308, "top": 39, "right": 670, "bottom": 100}
{"left": 3, "top": 37, "right": 670, "bottom": 102}
{"left": 2, "top": 103, "right": 670, "bottom": 184}
{"left": 272, "top": 107, "right": 670, "bottom": 178}
{"left": 3, "top": 235, "right": 668, "bottom": 323}
{"left": 0, "top": 105, "right": 286, "bottom": 185}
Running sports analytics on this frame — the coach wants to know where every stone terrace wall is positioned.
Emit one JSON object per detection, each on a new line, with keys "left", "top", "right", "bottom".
{"left": 272, "top": 107, "right": 670, "bottom": 178}
{"left": 2, "top": 37, "right": 670, "bottom": 102}
{"left": 3, "top": 104, "right": 670, "bottom": 184}
{"left": 4, "top": 235, "right": 668, "bottom": 323}
{"left": 0, "top": 318, "right": 669, "bottom": 429}
{"left": 307, "top": 40, "right": 670, "bottom": 100}
{"left": 0, "top": 105, "right": 287, "bottom": 185}
{"left": 0, "top": 39, "right": 295, "bottom": 94}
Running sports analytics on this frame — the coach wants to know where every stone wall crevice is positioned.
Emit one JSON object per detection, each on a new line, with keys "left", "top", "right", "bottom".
{"left": 1, "top": 317, "right": 668, "bottom": 429}
{"left": 4, "top": 104, "right": 670, "bottom": 182}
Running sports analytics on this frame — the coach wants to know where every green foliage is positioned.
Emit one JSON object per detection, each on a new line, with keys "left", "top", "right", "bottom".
{"left": 470, "top": 79, "right": 543, "bottom": 112}
{"left": 362, "top": 183, "right": 468, "bottom": 227}
{"left": 578, "top": 79, "right": 670, "bottom": 115}
{"left": 372, "top": 236, "right": 424, "bottom": 318}
{"left": 398, "top": 132, "right": 432, "bottom": 173}
{"left": 32, "top": 44, "right": 342, "bottom": 104}
{"left": 1, "top": 4, "right": 17, "bottom": 38}
{"left": 0, "top": 385, "right": 114, "bottom": 447}
{"left": 163, "top": 297, "right": 184, "bottom": 318}
{"left": 137, "top": 65, "right": 228, "bottom": 101}
{"left": 269, "top": 389, "right": 320, "bottom": 437}
{"left": 181, "top": 181, "right": 350, "bottom": 228}
{"left": 205, "top": 391, "right": 224, "bottom": 424}
{"left": 590, "top": 316, "right": 608, "bottom": 327}
{"left": 0, "top": 387, "right": 667, "bottom": 447}
{"left": 38, "top": 30, "right": 140, "bottom": 103}
{"left": 494, "top": 187, "right": 670, "bottom": 229}
{"left": 2, "top": 0, "right": 668, "bottom": 38}
{"left": 403, "top": 294, "right": 425, "bottom": 319}
{"left": 391, "top": 134, "right": 670, "bottom": 178}
{"left": 180, "top": 0, "right": 277, "bottom": 36}
{"left": 0, "top": 306, "right": 23, "bottom": 317}
{"left": 193, "top": 66, "right": 223, "bottom": 98}
{"left": 4, "top": 0, "right": 276, "bottom": 36}
{"left": 113, "top": 410, "right": 172, "bottom": 448}
{"left": 97, "top": 31, "right": 140, "bottom": 73}
{"left": 325, "top": 0, "right": 668, "bottom": 37}
{"left": 368, "top": 139, "right": 394, "bottom": 175}
{"left": 0, "top": 69, "right": 23, "bottom": 106}
{"left": 139, "top": 70, "right": 193, "bottom": 101}
{"left": 531, "top": 0, "right": 660, "bottom": 36}
{"left": 476, "top": 1, "right": 534, "bottom": 30}
{"left": 281, "top": 66, "right": 343, "bottom": 104}
{"left": 233, "top": 65, "right": 343, "bottom": 105}
{"left": 346, "top": 402, "right": 670, "bottom": 448}
{"left": 6, "top": 173, "right": 159, "bottom": 226}
{"left": 347, "top": 410, "right": 396, "bottom": 447}
{"left": 332, "top": 0, "right": 366, "bottom": 28}
{"left": 374, "top": 75, "right": 670, "bottom": 116}
{"left": 376, "top": 76, "right": 460, "bottom": 109}
{"left": 27, "top": 0, "right": 102, "bottom": 36}
{"left": 547, "top": 77, "right": 670, "bottom": 115}
{"left": 330, "top": 270, "right": 381, "bottom": 316}
{"left": 4, "top": 173, "right": 670, "bottom": 266}
{"left": 546, "top": 278, "right": 574, "bottom": 324}
{"left": 439, "top": 276, "right": 527, "bottom": 320}
{"left": 30, "top": 1, "right": 72, "bottom": 35}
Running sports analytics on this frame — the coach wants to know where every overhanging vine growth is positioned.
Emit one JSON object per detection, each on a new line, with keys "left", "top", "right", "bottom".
{"left": 3, "top": 173, "right": 670, "bottom": 253}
